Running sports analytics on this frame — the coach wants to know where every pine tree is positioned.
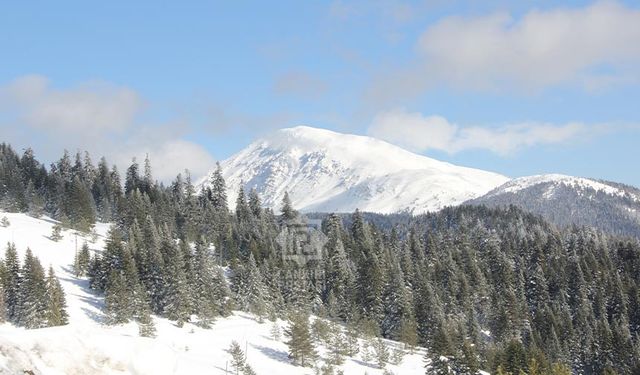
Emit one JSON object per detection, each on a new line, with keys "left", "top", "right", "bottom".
{"left": 374, "top": 338, "right": 390, "bottom": 368}
{"left": 137, "top": 299, "right": 156, "bottom": 338}
{"left": 231, "top": 254, "right": 269, "bottom": 318}
{"left": 243, "top": 364, "right": 257, "bottom": 375}
{"left": 328, "top": 326, "right": 348, "bottom": 365}
{"left": 229, "top": 340, "right": 246, "bottom": 375}
{"left": 162, "top": 235, "right": 191, "bottom": 325}
{"left": 17, "top": 249, "right": 48, "bottom": 328}
{"left": 550, "top": 363, "right": 572, "bottom": 375}
{"left": 324, "top": 214, "right": 355, "bottom": 321}
{"left": 74, "top": 242, "right": 91, "bottom": 277}
{"left": 210, "top": 162, "right": 228, "bottom": 211}
{"left": 140, "top": 216, "right": 165, "bottom": 313}
{"left": 248, "top": 188, "right": 262, "bottom": 219}
{"left": 235, "top": 183, "right": 251, "bottom": 224}
{"left": 427, "top": 354, "right": 451, "bottom": 375}
{"left": 3, "top": 243, "right": 21, "bottom": 321}
{"left": 124, "top": 158, "right": 140, "bottom": 195}
{"left": 67, "top": 175, "right": 96, "bottom": 232}
{"left": 381, "top": 261, "right": 413, "bottom": 341}
{"left": 142, "top": 154, "right": 154, "bottom": 195}
{"left": 271, "top": 321, "right": 282, "bottom": 341}
{"left": 285, "top": 310, "right": 317, "bottom": 367}
{"left": 51, "top": 224, "right": 63, "bottom": 241}
{"left": 45, "top": 266, "right": 68, "bottom": 326}
{"left": 280, "top": 191, "right": 297, "bottom": 223}
{"left": 0, "top": 283, "right": 6, "bottom": 323}
{"left": 311, "top": 318, "right": 331, "bottom": 344}
{"left": 192, "top": 238, "right": 231, "bottom": 325}
{"left": 345, "top": 323, "right": 360, "bottom": 356}
{"left": 460, "top": 340, "right": 479, "bottom": 375}
{"left": 105, "top": 270, "right": 130, "bottom": 324}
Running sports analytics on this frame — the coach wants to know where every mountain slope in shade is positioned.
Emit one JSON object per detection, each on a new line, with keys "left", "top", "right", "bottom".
{"left": 469, "top": 174, "right": 640, "bottom": 238}
{"left": 203, "top": 126, "right": 509, "bottom": 214}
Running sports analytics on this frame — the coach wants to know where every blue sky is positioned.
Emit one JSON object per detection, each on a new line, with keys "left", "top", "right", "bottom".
{"left": 1, "top": 0, "right": 639, "bottom": 185}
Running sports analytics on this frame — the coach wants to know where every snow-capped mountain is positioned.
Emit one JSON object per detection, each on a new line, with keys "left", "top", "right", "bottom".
{"left": 469, "top": 174, "right": 640, "bottom": 237}
{"left": 201, "top": 126, "right": 510, "bottom": 214}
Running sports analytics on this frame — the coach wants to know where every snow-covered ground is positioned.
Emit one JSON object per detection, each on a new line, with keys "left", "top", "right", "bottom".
{"left": 0, "top": 212, "right": 427, "bottom": 374}
{"left": 199, "top": 126, "right": 509, "bottom": 214}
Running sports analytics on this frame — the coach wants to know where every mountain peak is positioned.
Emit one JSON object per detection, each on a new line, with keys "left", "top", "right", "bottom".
{"left": 201, "top": 126, "right": 509, "bottom": 214}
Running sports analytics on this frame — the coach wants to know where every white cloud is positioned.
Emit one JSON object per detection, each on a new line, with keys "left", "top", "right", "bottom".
{"left": 113, "top": 139, "right": 216, "bottom": 183}
{"left": 0, "top": 75, "right": 216, "bottom": 182}
{"left": 368, "top": 108, "right": 591, "bottom": 155}
{"left": 421, "top": 0, "right": 640, "bottom": 90}
{"left": 367, "top": 1, "right": 640, "bottom": 102}
{"left": 2, "top": 75, "right": 142, "bottom": 135}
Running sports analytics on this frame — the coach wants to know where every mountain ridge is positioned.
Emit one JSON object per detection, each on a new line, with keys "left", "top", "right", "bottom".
{"left": 469, "top": 174, "right": 640, "bottom": 238}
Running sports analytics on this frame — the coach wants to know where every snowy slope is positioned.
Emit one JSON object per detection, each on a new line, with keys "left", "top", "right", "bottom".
{"left": 0, "top": 212, "right": 427, "bottom": 374}
{"left": 484, "top": 174, "right": 640, "bottom": 201}
{"left": 469, "top": 174, "right": 640, "bottom": 238}
{"left": 200, "top": 126, "right": 509, "bottom": 214}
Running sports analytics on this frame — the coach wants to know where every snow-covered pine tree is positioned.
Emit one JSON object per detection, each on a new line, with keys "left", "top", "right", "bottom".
{"left": 161, "top": 234, "right": 190, "bottom": 325}
{"left": 235, "top": 183, "right": 251, "bottom": 225}
{"left": 327, "top": 322, "right": 348, "bottom": 366}
{"left": 0, "top": 283, "right": 6, "bottom": 322}
{"left": 243, "top": 364, "right": 257, "bottom": 375}
{"left": 344, "top": 323, "right": 360, "bottom": 356}
{"left": 192, "top": 238, "right": 231, "bottom": 326}
{"left": 229, "top": 340, "right": 246, "bottom": 375}
{"left": 136, "top": 296, "right": 156, "bottom": 338}
{"left": 285, "top": 310, "right": 317, "bottom": 367}
{"left": 45, "top": 266, "right": 68, "bottom": 326}
{"left": 73, "top": 242, "right": 91, "bottom": 277}
{"left": 17, "top": 249, "right": 48, "bottom": 329}
{"left": 67, "top": 175, "right": 96, "bottom": 232}
{"left": 381, "top": 261, "right": 413, "bottom": 341}
{"left": 2, "top": 243, "right": 21, "bottom": 322}
{"left": 311, "top": 318, "right": 331, "bottom": 344}
{"left": 279, "top": 191, "right": 297, "bottom": 223}
{"left": 231, "top": 253, "right": 269, "bottom": 319}
{"left": 140, "top": 215, "right": 165, "bottom": 314}
{"left": 124, "top": 158, "right": 140, "bottom": 196}
{"left": 210, "top": 162, "right": 228, "bottom": 211}
{"left": 50, "top": 224, "right": 63, "bottom": 241}
{"left": 270, "top": 321, "right": 282, "bottom": 341}
{"left": 374, "top": 337, "right": 390, "bottom": 369}
{"left": 323, "top": 213, "right": 356, "bottom": 321}
{"left": 248, "top": 188, "right": 262, "bottom": 219}
{"left": 105, "top": 270, "right": 131, "bottom": 324}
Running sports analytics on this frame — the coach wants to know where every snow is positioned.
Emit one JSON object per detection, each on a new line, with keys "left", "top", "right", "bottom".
{"left": 491, "top": 174, "right": 636, "bottom": 200}
{"left": 199, "top": 126, "right": 509, "bottom": 214}
{"left": 0, "top": 212, "right": 428, "bottom": 374}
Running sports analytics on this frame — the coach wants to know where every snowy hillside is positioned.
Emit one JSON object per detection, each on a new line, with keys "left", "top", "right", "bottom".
{"left": 483, "top": 174, "right": 640, "bottom": 201}
{"left": 200, "top": 126, "right": 509, "bottom": 214}
{"left": 0, "top": 212, "right": 427, "bottom": 374}
{"left": 469, "top": 174, "right": 640, "bottom": 238}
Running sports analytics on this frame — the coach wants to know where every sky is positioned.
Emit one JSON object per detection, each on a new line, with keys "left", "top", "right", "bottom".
{"left": 1, "top": 0, "right": 639, "bottom": 185}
